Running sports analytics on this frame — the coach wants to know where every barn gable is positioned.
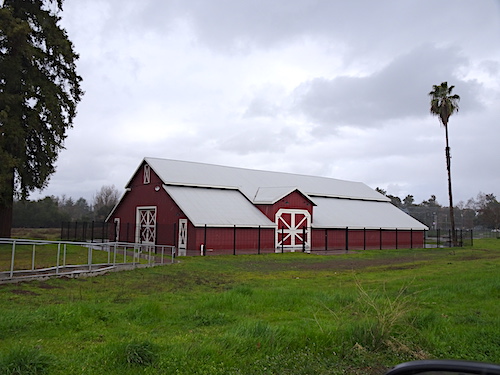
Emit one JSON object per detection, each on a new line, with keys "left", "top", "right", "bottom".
{"left": 253, "top": 187, "right": 315, "bottom": 205}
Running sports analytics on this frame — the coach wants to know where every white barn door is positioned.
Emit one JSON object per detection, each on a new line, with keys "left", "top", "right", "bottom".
{"left": 178, "top": 219, "right": 188, "bottom": 256}
{"left": 275, "top": 209, "right": 311, "bottom": 252}
{"left": 135, "top": 207, "right": 157, "bottom": 244}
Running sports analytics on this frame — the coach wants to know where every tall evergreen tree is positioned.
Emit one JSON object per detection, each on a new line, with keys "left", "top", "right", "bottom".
{"left": 0, "top": 0, "right": 82, "bottom": 237}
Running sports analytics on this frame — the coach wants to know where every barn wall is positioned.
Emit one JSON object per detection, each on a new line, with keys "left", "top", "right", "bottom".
{"left": 189, "top": 226, "right": 276, "bottom": 255}
{"left": 256, "top": 190, "right": 314, "bottom": 221}
{"left": 310, "top": 229, "right": 425, "bottom": 251}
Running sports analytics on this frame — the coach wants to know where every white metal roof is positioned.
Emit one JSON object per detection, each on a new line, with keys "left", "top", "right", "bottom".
{"left": 253, "top": 186, "right": 315, "bottom": 205}
{"left": 164, "top": 185, "right": 276, "bottom": 227}
{"left": 143, "top": 157, "right": 389, "bottom": 202}
{"left": 119, "top": 157, "right": 427, "bottom": 231}
{"left": 312, "top": 197, "right": 427, "bottom": 230}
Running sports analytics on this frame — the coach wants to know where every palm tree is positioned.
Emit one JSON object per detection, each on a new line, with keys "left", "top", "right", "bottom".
{"left": 429, "top": 82, "right": 460, "bottom": 246}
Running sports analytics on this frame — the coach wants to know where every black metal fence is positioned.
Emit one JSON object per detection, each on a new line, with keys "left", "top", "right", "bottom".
{"left": 60, "top": 221, "right": 111, "bottom": 242}
{"left": 60, "top": 222, "right": 476, "bottom": 250}
{"left": 425, "top": 229, "right": 473, "bottom": 247}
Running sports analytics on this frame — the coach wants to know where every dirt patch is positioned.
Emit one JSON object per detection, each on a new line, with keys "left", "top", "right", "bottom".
{"left": 297, "top": 256, "right": 422, "bottom": 271}
{"left": 238, "top": 255, "right": 427, "bottom": 273}
{"left": 36, "top": 281, "right": 61, "bottom": 289}
{"left": 11, "top": 289, "right": 39, "bottom": 296}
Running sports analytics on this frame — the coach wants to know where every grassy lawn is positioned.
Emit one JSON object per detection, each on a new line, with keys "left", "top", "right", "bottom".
{"left": 0, "top": 240, "right": 499, "bottom": 374}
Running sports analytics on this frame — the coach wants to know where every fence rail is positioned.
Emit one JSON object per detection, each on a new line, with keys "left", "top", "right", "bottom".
{"left": 0, "top": 238, "right": 176, "bottom": 283}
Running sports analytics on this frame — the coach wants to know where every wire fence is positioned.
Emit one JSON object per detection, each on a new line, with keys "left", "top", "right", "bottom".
{"left": 0, "top": 238, "right": 175, "bottom": 283}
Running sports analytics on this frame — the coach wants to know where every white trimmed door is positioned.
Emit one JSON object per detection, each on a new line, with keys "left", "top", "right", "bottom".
{"left": 178, "top": 219, "right": 188, "bottom": 256}
{"left": 275, "top": 209, "right": 311, "bottom": 252}
{"left": 135, "top": 207, "right": 157, "bottom": 244}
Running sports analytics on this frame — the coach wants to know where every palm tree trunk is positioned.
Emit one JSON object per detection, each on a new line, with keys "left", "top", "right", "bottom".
{"left": 444, "top": 124, "right": 457, "bottom": 246}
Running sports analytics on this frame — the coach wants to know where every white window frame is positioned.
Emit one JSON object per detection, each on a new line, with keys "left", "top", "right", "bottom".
{"left": 143, "top": 164, "right": 151, "bottom": 184}
{"left": 114, "top": 218, "right": 120, "bottom": 242}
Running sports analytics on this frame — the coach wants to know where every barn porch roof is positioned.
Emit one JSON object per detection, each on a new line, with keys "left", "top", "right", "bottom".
{"left": 312, "top": 197, "right": 427, "bottom": 230}
{"left": 164, "top": 185, "right": 276, "bottom": 227}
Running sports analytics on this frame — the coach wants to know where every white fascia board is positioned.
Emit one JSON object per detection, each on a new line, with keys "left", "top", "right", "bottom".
{"left": 308, "top": 192, "right": 390, "bottom": 203}
{"left": 162, "top": 182, "right": 239, "bottom": 190}
{"left": 192, "top": 224, "right": 277, "bottom": 229}
{"left": 105, "top": 188, "right": 131, "bottom": 222}
{"left": 311, "top": 225, "right": 429, "bottom": 230}
{"left": 124, "top": 158, "right": 147, "bottom": 189}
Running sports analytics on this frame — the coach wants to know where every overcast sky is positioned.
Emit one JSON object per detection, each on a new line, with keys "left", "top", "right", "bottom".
{"left": 31, "top": 0, "right": 500, "bottom": 206}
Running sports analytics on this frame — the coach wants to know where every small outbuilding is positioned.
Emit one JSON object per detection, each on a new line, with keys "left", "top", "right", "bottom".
{"left": 107, "top": 157, "right": 428, "bottom": 255}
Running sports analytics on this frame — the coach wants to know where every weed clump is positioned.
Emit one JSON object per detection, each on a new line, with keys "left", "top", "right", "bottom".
{"left": 0, "top": 347, "right": 53, "bottom": 375}
{"left": 123, "top": 341, "right": 158, "bottom": 366}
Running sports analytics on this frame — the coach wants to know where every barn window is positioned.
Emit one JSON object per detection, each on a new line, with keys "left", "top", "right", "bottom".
{"left": 143, "top": 165, "right": 150, "bottom": 184}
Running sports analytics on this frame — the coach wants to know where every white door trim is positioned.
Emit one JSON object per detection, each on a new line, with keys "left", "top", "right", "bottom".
{"left": 178, "top": 219, "right": 188, "bottom": 256}
{"left": 135, "top": 206, "right": 157, "bottom": 244}
{"left": 275, "top": 209, "right": 311, "bottom": 252}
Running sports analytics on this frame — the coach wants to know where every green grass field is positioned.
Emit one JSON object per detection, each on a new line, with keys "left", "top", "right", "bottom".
{"left": 0, "top": 240, "right": 499, "bottom": 374}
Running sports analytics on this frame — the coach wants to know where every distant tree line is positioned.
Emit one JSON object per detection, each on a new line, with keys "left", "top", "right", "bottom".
{"left": 376, "top": 188, "right": 500, "bottom": 230}
{"left": 12, "top": 185, "right": 119, "bottom": 228}
{"left": 12, "top": 184, "right": 500, "bottom": 230}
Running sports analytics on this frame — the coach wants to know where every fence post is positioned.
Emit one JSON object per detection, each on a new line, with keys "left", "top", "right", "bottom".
{"left": 363, "top": 228, "right": 366, "bottom": 250}
{"left": 31, "top": 244, "right": 36, "bottom": 271}
{"left": 63, "top": 244, "right": 67, "bottom": 266}
{"left": 203, "top": 224, "right": 207, "bottom": 256}
{"left": 345, "top": 227, "right": 349, "bottom": 253}
{"left": 91, "top": 221, "right": 95, "bottom": 243}
{"left": 88, "top": 243, "right": 93, "bottom": 271}
{"left": 83, "top": 222, "right": 87, "bottom": 242}
{"left": 410, "top": 228, "right": 413, "bottom": 249}
{"left": 380, "top": 228, "right": 383, "bottom": 250}
{"left": 10, "top": 240, "right": 16, "bottom": 279}
{"left": 233, "top": 225, "right": 236, "bottom": 255}
{"left": 56, "top": 243, "right": 61, "bottom": 275}
{"left": 325, "top": 229, "right": 328, "bottom": 252}
{"left": 396, "top": 228, "right": 398, "bottom": 249}
{"left": 258, "top": 226, "right": 261, "bottom": 255}
{"left": 173, "top": 222, "right": 177, "bottom": 248}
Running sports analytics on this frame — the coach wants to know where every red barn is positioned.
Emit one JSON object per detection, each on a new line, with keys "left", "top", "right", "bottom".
{"left": 107, "top": 157, "right": 427, "bottom": 255}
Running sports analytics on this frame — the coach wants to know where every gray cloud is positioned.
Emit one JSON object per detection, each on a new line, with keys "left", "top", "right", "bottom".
{"left": 26, "top": 0, "right": 500, "bottom": 207}
{"left": 292, "top": 45, "right": 484, "bottom": 131}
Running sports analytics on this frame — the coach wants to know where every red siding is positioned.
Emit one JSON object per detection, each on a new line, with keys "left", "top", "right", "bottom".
{"left": 311, "top": 228, "right": 425, "bottom": 251}
{"left": 192, "top": 226, "right": 275, "bottom": 255}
